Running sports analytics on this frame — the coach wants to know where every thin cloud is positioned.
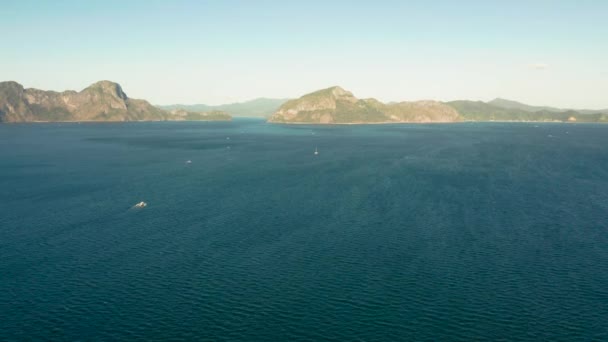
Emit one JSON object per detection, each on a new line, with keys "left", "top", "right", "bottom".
{"left": 529, "top": 63, "right": 549, "bottom": 70}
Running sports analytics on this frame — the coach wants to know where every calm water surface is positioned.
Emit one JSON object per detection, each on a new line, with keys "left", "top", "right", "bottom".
{"left": 1, "top": 119, "right": 607, "bottom": 341}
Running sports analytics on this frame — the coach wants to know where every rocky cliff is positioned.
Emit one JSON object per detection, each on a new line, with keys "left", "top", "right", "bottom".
{"left": 0, "top": 81, "right": 169, "bottom": 122}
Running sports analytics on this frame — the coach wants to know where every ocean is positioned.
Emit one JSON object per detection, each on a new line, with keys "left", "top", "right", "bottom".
{"left": 1, "top": 119, "right": 607, "bottom": 341}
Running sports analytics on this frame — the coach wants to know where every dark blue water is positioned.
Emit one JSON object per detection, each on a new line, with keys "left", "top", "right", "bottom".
{"left": 1, "top": 119, "right": 607, "bottom": 341}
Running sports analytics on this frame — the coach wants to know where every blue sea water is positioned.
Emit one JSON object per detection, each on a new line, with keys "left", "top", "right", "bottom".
{"left": 1, "top": 119, "right": 607, "bottom": 341}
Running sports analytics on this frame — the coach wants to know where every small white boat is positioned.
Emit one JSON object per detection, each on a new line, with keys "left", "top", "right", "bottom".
{"left": 134, "top": 201, "right": 147, "bottom": 208}
{"left": 314, "top": 147, "right": 319, "bottom": 155}
{"left": 186, "top": 160, "right": 192, "bottom": 164}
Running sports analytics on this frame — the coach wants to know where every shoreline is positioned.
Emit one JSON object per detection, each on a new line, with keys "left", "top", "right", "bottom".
{"left": 265, "top": 120, "right": 588, "bottom": 125}
{"left": 1, "top": 119, "right": 604, "bottom": 125}
{"left": 0, "top": 119, "right": 233, "bottom": 124}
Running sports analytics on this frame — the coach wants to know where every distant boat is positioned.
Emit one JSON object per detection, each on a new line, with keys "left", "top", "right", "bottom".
{"left": 314, "top": 147, "right": 319, "bottom": 155}
{"left": 133, "top": 201, "right": 147, "bottom": 208}
{"left": 186, "top": 160, "right": 192, "bottom": 164}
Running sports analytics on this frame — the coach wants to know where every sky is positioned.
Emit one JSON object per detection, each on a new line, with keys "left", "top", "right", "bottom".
{"left": 1, "top": 0, "right": 607, "bottom": 108}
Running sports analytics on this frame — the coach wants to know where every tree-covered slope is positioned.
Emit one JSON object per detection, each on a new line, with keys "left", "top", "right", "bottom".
{"left": 447, "top": 100, "right": 608, "bottom": 122}
{"left": 268, "top": 86, "right": 460, "bottom": 124}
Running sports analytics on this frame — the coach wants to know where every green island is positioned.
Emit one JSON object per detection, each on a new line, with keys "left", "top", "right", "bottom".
{"left": 3, "top": 82, "right": 606, "bottom": 124}
{"left": 268, "top": 86, "right": 608, "bottom": 124}
{"left": 0, "top": 81, "right": 232, "bottom": 123}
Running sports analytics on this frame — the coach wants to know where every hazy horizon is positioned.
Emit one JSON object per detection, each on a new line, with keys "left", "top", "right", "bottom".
{"left": 2, "top": 0, "right": 607, "bottom": 108}
{"left": 4, "top": 81, "right": 608, "bottom": 111}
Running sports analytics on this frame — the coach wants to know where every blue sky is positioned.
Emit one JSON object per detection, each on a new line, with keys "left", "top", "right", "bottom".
{"left": 2, "top": 0, "right": 607, "bottom": 107}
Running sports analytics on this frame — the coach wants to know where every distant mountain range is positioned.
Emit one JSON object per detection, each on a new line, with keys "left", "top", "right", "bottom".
{"left": 488, "top": 98, "right": 608, "bottom": 115}
{"left": 2, "top": 81, "right": 607, "bottom": 124}
{"left": 269, "top": 86, "right": 608, "bottom": 124}
{"left": 448, "top": 100, "right": 608, "bottom": 123}
{"left": 0, "top": 81, "right": 231, "bottom": 122}
{"left": 160, "top": 98, "right": 288, "bottom": 118}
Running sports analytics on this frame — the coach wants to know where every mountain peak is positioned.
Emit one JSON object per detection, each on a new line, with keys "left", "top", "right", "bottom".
{"left": 303, "top": 86, "right": 355, "bottom": 100}
{"left": 324, "top": 86, "right": 352, "bottom": 97}
{"left": 326, "top": 85, "right": 346, "bottom": 92}
{"left": 88, "top": 80, "right": 120, "bottom": 87}
{"left": 84, "top": 80, "right": 127, "bottom": 100}
{"left": 0, "top": 81, "right": 25, "bottom": 91}
{"left": 489, "top": 98, "right": 523, "bottom": 105}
